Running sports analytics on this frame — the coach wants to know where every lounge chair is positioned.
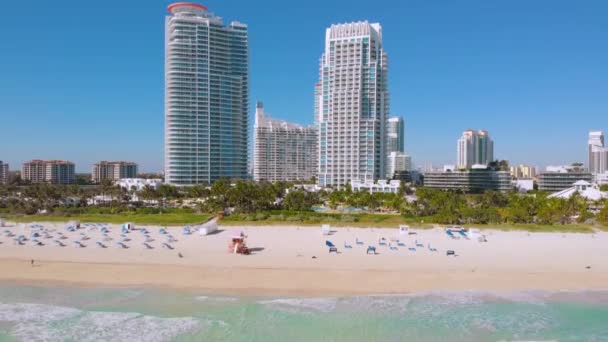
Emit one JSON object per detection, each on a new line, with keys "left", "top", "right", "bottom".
{"left": 96, "top": 241, "right": 107, "bottom": 248}
{"left": 389, "top": 244, "right": 398, "bottom": 251}
{"left": 446, "top": 230, "right": 460, "bottom": 239}
{"left": 116, "top": 242, "right": 128, "bottom": 249}
{"left": 325, "top": 240, "right": 338, "bottom": 253}
{"left": 446, "top": 250, "right": 455, "bottom": 256}
{"left": 356, "top": 238, "right": 364, "bottom": 245}
{"left": 344, "top": 241, "right": 353, "bottom": 248}
{"left": 54, "top": 240, "right": 66, "bottom": 247}
{"left": 459, "top": 231, "right": 469, "bottom": 239}
{"left": 162, "top": 242, "right": 174, "bottom": 250}
{"left": 397, "top": 240, "right": 405, "bottom": 247}
{"left": 428, "top": 243, "right": 437, "bottom": 252}
{"left": 416, "top": 241, "right": 424, "bottom": 248}
{"left": 408, "top": 247, "right": 416, "bottom": 251}
{"left": 143, "top": 242, "right": 153, "bottom": 249}
{"left": 379, "top": 238, "right": 387, "bottom": 246}
{"left": 367, "top": 246, "right": 377, "bottom": 255}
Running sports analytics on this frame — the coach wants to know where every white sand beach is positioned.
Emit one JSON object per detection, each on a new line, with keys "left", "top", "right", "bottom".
{"left": 0, "top": 221, "right": 607, "bottom": 296}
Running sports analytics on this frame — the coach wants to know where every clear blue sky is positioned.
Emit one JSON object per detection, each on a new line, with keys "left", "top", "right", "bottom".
{"left": 1, "top": 0, "right": 606, "bottom": 172}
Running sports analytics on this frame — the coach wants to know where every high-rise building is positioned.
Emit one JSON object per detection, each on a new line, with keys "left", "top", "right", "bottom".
{"left": 387, "top": 117, "right": 404, "bottom": 153}
{"left": 253, "top": 102, "right": 318, "bottom": 182}
{"left": 22, "top": 160, "right": 75, "bottom": 185}
{"left": 317, "top": 22, "right": 389, "bottom": 187}
{"left": 0, "top": 161, "right": 8, "bottom": 185}
{"left": 386, "top": 152, "right": 411, "bottom": 179}
{"left": 588, "top": 131, "right": 608, "bottom": 175}
{"left": 457, "top": 129, "right": 494, "bottom": 169}
{"left": 92, "top": 161, "right": 138, "bottom": 183}
{"left": 164, "top": 3, "right": 249, "bottom": 185}
{"left": 509, "top": 164, "right": 537, "bottom": 179}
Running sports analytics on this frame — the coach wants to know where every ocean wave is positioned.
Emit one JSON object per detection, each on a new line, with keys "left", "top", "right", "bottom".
{"left": 194, "top": 295, "right": 238, "bottom": 303}
{"left": 258, "top": 298, "right": 338, "bottom": 313}
{"left": 0, "top": 303, "right": 203, "bottom": 342}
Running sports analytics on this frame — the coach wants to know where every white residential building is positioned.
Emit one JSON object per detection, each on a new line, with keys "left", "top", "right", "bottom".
{"left": 22, "top": 160, "right": 75, "bottom": 185}
{"left": 386, "top": 152, "right": 412, "bottom": 178}
{"left": 509, "top": 164, "right": 537, "bottom": 179}
{"left": 164, "top": 3, "right": 249, "bottom": 185}
{"left": 317, "top": 21, "right": 389, "bottom": 187}
{"left": 253, "top": 102, "right": 318, "bottom": 182}
{"left": 588, "top": 131, "right": 608, "bottom": 175}
{"left": 457, "top": 130, "right": 494, "bottom": 169}
{"left": 117, "top": 178, "right": 163, "bottom": 192}
{"left": 351, "top": 179, "right": 401, "bottom": 194}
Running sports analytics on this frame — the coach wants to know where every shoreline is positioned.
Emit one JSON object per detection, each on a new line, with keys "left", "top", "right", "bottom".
{"left": 1, "top": 258, "right": 607, "bottom": 297}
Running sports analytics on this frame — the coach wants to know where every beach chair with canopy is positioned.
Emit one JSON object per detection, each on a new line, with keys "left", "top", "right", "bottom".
{"left": 325, "top": 240, "right": 338, "bottom": 253}
{"left": 366, "top": 246, "right": 377, "bottom": 255}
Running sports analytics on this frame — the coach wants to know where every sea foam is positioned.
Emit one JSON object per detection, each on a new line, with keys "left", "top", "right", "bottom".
{"left": 0, "top": 303, "right": 202, "bottom": 342}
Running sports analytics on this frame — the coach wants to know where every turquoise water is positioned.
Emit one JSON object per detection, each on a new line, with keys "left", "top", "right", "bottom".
{"left": 0, "top": 285, "right": 607, "bottom": 341}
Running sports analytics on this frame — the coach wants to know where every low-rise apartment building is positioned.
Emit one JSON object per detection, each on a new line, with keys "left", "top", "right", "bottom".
{"left": 423, "top": 168, "right": 511, "bottom": 193}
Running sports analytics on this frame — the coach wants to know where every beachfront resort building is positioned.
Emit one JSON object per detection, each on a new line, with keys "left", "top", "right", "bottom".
{"left": 317, "top": 21, "right": 389, "bottom": 187}
{"left": 387, "top": 117, "right": 404, "bottom": 153}
{"left": 588, "top": 131, "right": 608, "bottom": 175}
{"left": 457, "top": 130, "right": 494, "bottom": 169}
{"left": 423, "top": 166, "right": 511, "bottom": 193}
{"left": 92, "top": 161, "right": 138, "bottom": 183}
{"left": 538, "top": 165, "right": 593, "bottom": 192}
{"left": 253, "top": 102, "right": 318, "bottom": 182}
{"left": 0, "top": 161, "right": 8, "bottom": 185}
{"left": 22, "top": 160, "right": 75, "bottom": 185}
{"left": 509, "top": 164, "right": 537, "bottom": 179}
{"left": 164, "top": 3, "right": 249, "bottom": 185}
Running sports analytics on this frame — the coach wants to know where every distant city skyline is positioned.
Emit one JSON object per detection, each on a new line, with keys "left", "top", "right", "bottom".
{"left": 1, "top": 0, "right": 607, "bottom": 172}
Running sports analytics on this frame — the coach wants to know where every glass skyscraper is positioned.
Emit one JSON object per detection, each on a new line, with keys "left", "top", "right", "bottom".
{"left": 387, "top": 117, "right": 404, "bottom": 153}
{"left": 317, "top": 22, "right": 389, "bottom": 187}
{"left": 165, "top": 3, "right": 249, "bottom": 185}
{"left": 457, "top": 130, "right": 494, "bottom": 169}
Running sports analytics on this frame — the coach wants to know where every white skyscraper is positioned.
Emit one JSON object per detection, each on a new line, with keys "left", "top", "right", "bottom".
{"left": 588, "top": 131, "right": 608, "bottom": 175}
{"left": 253, "top": 102, "right": 318, "bottom": 182}
{"left": 457, "top": 130, "right": 494, "bottom": 169}
{"left": 164, "top": 3, "right": 249, "bottom": 185}
{"left": 317, "top": 22, "right": 389, "bottom": 187}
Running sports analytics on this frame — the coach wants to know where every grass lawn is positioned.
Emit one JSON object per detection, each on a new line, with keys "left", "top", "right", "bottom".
{"left": 7, "top": 213, "right": 211, "bottom": 226}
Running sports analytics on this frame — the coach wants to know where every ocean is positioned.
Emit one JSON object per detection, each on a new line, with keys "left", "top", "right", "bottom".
{"left": 0, "top": 285, "right": 607, "bottom": 341}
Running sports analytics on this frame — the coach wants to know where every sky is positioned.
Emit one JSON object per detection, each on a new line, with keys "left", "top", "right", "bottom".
{"left": 0, "top": 0, "right": 607, "bottom": 173}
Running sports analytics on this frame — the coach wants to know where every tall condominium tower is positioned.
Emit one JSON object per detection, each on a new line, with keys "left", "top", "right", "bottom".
{"left": 317, "top": 22, "right": 389, "bottom": 187}
{"left": 92, "top": 161, "right": 138, "bottom": 183}
{"left": 588, "top": 131, "right": 608, "bottom": 175}
{"left": 387, "top": 117, "right": 404, "bottom": 153}
{"left": 0, "top": 161, "right": 8, "bottom": 185}
{"left": 254, "top": 102, "right": 318, "bottom": 182}
{"left": 164, "top": 3, "right": 249, "bottom": 185}
{"left": 457, "top": 130, "right": 494, "bottom": 169}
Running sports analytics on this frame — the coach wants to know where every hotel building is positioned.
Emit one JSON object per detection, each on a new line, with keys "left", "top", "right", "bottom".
{"left": 317, "top": 21, "right": 389, "bottom": 187}
{"left": 92, "top": 161, "right": 138, "bottom": 183}
{"left": 164, "top": 3, "right": 249, "bottom": 185}
{"left": 423, "top": 167, "right": 511, "bottom": 193}
{"left": 457, "top": 130, "right": 494, "bottom": 169}
{"left": 538, "top": 165, "right": 593, "bottom": 192}
{"left": 22, "top": 160, "right": 75, "bottom": 185}
{"left": 253, "top": 102, "right": 318, "bottom": 182}
{"left": 0, "top": 161, "right": 8, "bottom": 185}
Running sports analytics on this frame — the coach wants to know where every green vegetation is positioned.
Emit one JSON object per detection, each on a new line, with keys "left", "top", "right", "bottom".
{"left": 1, "top": 179, "right": 606, "bottom": 231}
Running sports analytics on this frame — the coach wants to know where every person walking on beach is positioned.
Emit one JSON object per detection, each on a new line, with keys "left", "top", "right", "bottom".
{"left": 31, "top": 259, "right": 34, "bottom": 267}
